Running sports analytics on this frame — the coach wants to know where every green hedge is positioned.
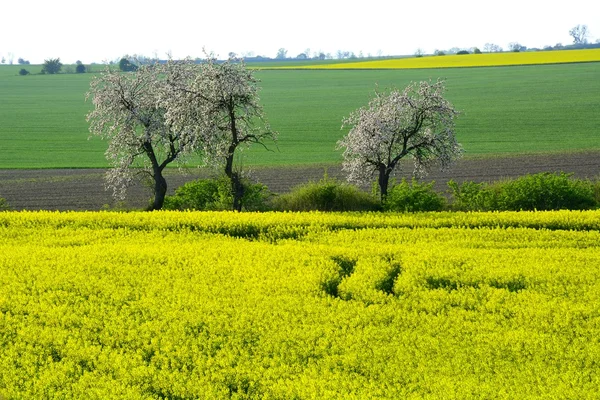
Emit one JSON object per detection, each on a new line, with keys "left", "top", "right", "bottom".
{"left": 448, "top": 172, "right": 598, "bottom": 211}
{"left": 163, "top": 177, "right": 272, "bottom": 211}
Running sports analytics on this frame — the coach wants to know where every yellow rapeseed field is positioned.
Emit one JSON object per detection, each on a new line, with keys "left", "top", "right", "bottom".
{"left": 288, "top": 49, "right": 600, "bottom": 69}
{"left": 1, "top": 210, "right": 599, "bottom": 398}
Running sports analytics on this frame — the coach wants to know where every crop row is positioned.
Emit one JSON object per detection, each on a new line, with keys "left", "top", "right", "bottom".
{"left": 1, "top": 211, "right": 599, "bottom": 398}
{"left": 2, "top": 210, "right": 600, "bottom": 236}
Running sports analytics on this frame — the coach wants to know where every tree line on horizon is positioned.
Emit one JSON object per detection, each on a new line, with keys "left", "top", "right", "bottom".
{"left": 3, "top": 24, "right": 597, "bottom": 68}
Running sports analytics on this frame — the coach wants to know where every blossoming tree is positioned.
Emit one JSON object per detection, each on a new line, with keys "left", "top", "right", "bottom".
{"left": 86, "top": 60, "right": 201, "bottom": 210}
{"left": 338, "top": 79, "right": 462, "bottom": 201}
{"left": 163, "top": 56, "right": 277, "bottom": 211}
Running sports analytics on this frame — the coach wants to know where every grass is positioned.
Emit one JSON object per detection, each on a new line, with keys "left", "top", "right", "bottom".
{"left": 0, "top": 62, "right": 599, "bottom": 168}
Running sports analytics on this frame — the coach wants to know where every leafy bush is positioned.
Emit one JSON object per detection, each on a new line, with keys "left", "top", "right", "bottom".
{"left": 457, "top": 50, "right": 470, "bottom": 55}
{"left": 449, "top": 173, "right": 598, "bottom": 211}
{"left": 384, "top": 179, "right": 446, "bottom": 212}
{"left": 447, "top": 180, "right": 497, "bottom": 211}
{"left": 0, "top": 197, "right": 10, "bottom": 210}
{"left": 118, "top": 58, "right": 138, "bottom": 72}
{"left": 163, "top": 177, "right": 272, "bottom": 211}
{"left": 497, "top": 172, "right": 597, "bottom": 211}
{"left": 164, "top": 178, "right": 230, "bottom": 211}
{"left": 239, "top": 180, "right": 273, "bottom": 212}
{"left": 18, "top": 68, "right": 29, "bottom": 76}
{"left": 272, "top": 175, "right": 379, "bottom": 212}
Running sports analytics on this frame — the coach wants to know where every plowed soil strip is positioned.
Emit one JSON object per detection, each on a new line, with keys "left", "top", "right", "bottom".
{"left": 0, "top": 152, "right": 598, "bottom": 211}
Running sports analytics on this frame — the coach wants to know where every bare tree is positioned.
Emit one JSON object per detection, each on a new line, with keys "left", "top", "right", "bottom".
{"left": 276, "top": 48, "right": 288, "bottom": 59}
{"left": 508, "top": 42, "right": 526, "bottom": 52}
{"left": 86, "top": 60, "right": 201, "bottom": 210}
{"left": 569, "top": 24, "right": 589, "bottom": 44}
{"left": 162, "top": 56, "right": 277, "bottom": 211}
{"left": 338, "top": 80, "right": 462, "bottom": 201}
{"left": 483, "top": 43, "right": 502, "bottom": 53}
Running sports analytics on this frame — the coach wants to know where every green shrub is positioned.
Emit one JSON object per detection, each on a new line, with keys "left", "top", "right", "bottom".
{"left": 449, "top": 173, "right": 598, "bottom": 211}
{"left": 0, "top": 197, "right": 10, "bottom": 210}
{"left": 238, "top": 181, "right": 273, "bottom": 212}
{"left": 384, "top": 179, "right": 446, "bottom": 212}
{"left": 496, "top": 172, "right": 597, "bottom": 211}
{"left": 18, "top": 68, "right": 29, "bottom": 76}
{"left": 163, "top": 178, "right": 230, "bottom": 211}
{"left": 163, "top": 177, "right": 272, "bottom": 211}
{"left": 447, "top": 180, "right": 497, "bottom": 211}
{"left": 273, "top": 175, "right": 379, "bottom": 212}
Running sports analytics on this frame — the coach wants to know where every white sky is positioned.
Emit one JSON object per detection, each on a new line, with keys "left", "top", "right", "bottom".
{"left": 1, "top": 0, "right": 599, "bottom": 64}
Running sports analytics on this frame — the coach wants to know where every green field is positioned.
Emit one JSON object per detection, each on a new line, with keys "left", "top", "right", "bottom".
{"left": 1, "top": 62, "right": 599, "bottom": 168}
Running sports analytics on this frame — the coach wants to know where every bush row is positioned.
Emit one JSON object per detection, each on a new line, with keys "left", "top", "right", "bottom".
{"left": 161, "top": 172, "right": 600, "bottom": 213}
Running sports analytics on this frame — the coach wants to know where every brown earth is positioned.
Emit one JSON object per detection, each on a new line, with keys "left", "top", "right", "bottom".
{"left": 0, "top": 151, "right": 598, "bottom": 211}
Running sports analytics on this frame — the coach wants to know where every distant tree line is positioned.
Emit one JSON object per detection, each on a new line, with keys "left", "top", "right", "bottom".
{"left": 16, "top": 58, "right": 90, "bottom": 76}
{"left": 430, "top": 24, "right": 598, "bottom": 57}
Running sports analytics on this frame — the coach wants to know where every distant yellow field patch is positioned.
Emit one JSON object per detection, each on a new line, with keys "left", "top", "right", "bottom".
{"left": 290, "top": 49, "right": 600, "bottom": 69}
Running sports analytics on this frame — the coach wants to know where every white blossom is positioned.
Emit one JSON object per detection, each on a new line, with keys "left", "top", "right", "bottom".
{"left": 338, "top": 79, "right": 462, "bottom": 199}
{"left": 160, "top": 55, "right": 277, "bottom": 210}
{"left": 86, "top": 60, "right": 203, "bottom": 209}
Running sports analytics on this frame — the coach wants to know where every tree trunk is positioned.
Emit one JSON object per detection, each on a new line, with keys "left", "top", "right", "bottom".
{"left": 378, "top": 164, "right": 391, "bottom": 203}
{"left": 150, "top": 169, "right": 168, "bottom": 211}
{"left": 231, "top": 172, "right": 244, "bottom": 212}
{"left": 224, "top": 148, "right": 244, "bottom": 211}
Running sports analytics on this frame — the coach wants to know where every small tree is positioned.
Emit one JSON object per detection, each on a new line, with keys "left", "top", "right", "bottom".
{"left": 41, "top": 58, "right": 62, "bottom": 74}
{"left": 75, "top": 61, "right": 86, "bottom": 73}
{"left": 338, "top": 80, "right": 462, "bottom": 201}
{"left": 569, "top": 24, "right": 589, "bottom": 44}
{"left": 162, "top": 56, "right": 277, "bottom": 211}
{"left": 118, "top": 57, "right": 138, "bottom": 72}
{"left": 86, "top": 61, "right": 201, "bottom": 210}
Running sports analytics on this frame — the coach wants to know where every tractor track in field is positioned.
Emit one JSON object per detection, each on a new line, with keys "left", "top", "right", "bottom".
{"left": 0, "top": 151, "right": 598, "bottom": 211}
